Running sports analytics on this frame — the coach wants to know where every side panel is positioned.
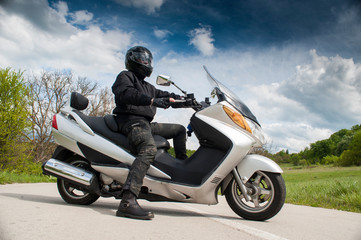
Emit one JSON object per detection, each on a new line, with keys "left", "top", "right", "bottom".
{"left": 54, "top": 113, "right": 171, "bottom": 179}
{"left": 52, "top": 129, "right": 84, "bottom": 157}
{"left": 236, "top": 154, "right": 283, "bottom": 182}
{"left": 56, "top": 113, "right": 135, "bottom": 165}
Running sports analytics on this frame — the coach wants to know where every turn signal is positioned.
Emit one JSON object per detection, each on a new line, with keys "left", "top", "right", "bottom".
{"left": 223, "top": 106, "right": 252, "bottom": 133}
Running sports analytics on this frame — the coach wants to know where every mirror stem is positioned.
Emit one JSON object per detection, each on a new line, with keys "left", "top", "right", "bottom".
{"left": 171, "top": 81, "right": 187, "bottom": 96}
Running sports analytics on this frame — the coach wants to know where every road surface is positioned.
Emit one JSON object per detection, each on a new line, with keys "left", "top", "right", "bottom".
{"left": 0, "top": 183, "right": 360, "bottom": 240}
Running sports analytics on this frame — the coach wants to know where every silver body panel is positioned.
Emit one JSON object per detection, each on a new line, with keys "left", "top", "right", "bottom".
{"left": 55, "top": 112, "right": 171, "bottom": 180}
{"left": 237, "top": 154, "right": 283, "bottom": 183}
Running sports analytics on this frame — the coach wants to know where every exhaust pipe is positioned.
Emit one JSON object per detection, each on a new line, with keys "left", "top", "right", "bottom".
{"left": 42, "top": 158, "right": 96, "bottom": 189}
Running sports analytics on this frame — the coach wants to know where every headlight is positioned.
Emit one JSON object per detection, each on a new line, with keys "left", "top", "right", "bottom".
{"left": 223, "top": 105, "right": 252, "bottom": 133}
{"left": 223, "top": 105, "right": 265, "bottom": 146}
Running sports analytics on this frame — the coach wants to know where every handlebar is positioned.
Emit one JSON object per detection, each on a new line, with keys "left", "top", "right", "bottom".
{"left": 170, "top": 98, "right": 196, "bottom": 108}
{"left": 170, "top": 94, "right": 209, "bottom": 111}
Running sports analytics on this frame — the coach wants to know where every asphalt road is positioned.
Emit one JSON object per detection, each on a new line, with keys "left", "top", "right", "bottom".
{"left": 0, "top": 183, "right": 360, "bottom": 240}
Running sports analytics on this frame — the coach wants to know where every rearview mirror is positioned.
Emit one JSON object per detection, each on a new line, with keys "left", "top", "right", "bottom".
{"left": 156, "top": 75, "right": 171, "bottom": 86}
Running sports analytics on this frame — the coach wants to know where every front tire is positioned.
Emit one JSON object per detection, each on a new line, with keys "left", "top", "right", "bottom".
{"left": 225, "top": 171, "right": 286, "bottom": 221}
{"left": 57, "top": 156, "right": 100, "bottom": 205}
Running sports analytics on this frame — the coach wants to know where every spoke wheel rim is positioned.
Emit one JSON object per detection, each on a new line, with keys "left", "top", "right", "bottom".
{"left": 231, "top": 171, "right": 275, "bottom": 213}
{"left": 60, "top": 160, "right": 91, "bottom": 199}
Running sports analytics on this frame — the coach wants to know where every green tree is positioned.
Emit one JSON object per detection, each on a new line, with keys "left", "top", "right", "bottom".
{"left": 0, "top": 68, "right": 31, "bottom": 170}
{"left": 272, "top": 149, "right": 291, "bottom": 163}
{"left": 338, "top": 131, "right": 361, "bottom": 166}
{"left": 282, "top": 124, "right": 361, "bottom": 167}
{"left": 309, "top": 139, "right": 331, "bottom": 164}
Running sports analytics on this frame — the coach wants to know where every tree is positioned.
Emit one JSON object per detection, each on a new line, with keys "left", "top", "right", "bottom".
{"left": 272, "top": 149, "right": 290, "bottom": 163}
{"left": 338, "top": 131, "right": 361, "bottom": 166}
{"left": 275, "top": 124, "right": 361, "bottom": 167}
{"left": 0, "top": 68, "right": 31, "bottom": 170}
{"left": 309, "top": 139, "right": 331, "bottom": 164}
{"left": 27, "top": 71, "right": 114, "bottom": 162}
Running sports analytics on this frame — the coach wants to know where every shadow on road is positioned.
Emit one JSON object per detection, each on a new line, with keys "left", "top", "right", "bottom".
{"left": 0, "top": 192, "right": 240, "bottom": 221}
{"left": 0, "top": 192, "right": 65, "bottom": 205}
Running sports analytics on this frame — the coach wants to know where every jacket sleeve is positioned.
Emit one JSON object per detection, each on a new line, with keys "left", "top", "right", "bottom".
{"left": 155, "top": 88, "right": 181, "bottom": 99}
{"left": 112, "top": 72, "right": 152, "bottom": 106}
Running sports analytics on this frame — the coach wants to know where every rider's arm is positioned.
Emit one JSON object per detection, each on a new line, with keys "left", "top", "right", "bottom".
{"left": 155, "top": 88, "right": 181, "bottom": 100}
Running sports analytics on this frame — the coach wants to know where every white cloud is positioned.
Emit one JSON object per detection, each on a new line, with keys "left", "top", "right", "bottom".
{"left": 112, "top": 0, "right": 166, "bottom": 14}
{"left": 153, "top": 29, "right": 172, "bottom": 41}
{"left": 189, "top": 26, "right": 216, "bottom": 56}
{"left": 53, "top": 1, "right": 68, "bottom": 17}
{"left": 263, "top": 122, "right": 333, "bottom": 153}
{"left": 69, "top": 10, "right": 94, "bottom": 25}
{"left": 0, "top": 0, "right": 132, "bottom": 85}
{"left": 278, "top": 50, "right": 361, "bottom": 129}
{"left": 242, "top": 50, "right": 361, "bottom": 152}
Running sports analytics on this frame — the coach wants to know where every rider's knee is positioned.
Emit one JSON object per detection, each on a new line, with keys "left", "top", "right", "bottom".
{"left": 175, "top": 124, "right": 186, "bottom": 136}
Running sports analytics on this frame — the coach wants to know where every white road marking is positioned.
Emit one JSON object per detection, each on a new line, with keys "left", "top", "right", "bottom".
{"left": 180, "top": 205, "right": 289, "bottom": 240}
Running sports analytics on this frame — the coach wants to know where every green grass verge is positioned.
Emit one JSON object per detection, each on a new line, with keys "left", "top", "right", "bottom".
{"left": 281, "top": 165, "right": 361, "bottom": 213}
{"left": 0, "top": 171, "right": 56, "bottom": 184}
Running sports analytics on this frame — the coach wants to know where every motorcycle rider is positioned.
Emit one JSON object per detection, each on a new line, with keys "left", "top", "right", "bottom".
{"left": 112, "top": 46, "right": 187, "bottom": 220}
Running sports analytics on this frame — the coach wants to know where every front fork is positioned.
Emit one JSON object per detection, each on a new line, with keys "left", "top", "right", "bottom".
{"left": 232, "top": 168, "right": 251, "bottom": 202}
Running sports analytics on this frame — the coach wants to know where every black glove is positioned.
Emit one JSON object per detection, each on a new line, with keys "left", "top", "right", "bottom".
{"left": 151, "top": 98, "right": 170, "bottom": 108}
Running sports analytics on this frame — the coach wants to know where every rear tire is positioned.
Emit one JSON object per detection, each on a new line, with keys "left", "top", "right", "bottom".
{"left": 57, "top": 156, "right": 99, "bottom": 205}
{"left": 225, "top": 171, "right": 286, "bottom": 221}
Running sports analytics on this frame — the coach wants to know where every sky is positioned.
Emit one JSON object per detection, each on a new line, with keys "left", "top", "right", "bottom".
{"left": 1, "top": 0, "right": 361, "bottom": 152}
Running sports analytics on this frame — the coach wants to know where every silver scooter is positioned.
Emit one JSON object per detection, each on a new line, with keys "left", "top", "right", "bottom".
{"left": 42, "top": 66, "right": 286, "bottom": 221}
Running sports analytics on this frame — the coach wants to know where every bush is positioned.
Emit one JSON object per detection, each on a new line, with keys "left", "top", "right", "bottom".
{"left": 0, "top": 67, "right": 32, "bottom": 171}
{"left": 299, "top": 159, "right": 308, "bottom": 166}
{"left": 323, "top": 155, "right": 339, "bottom": 165}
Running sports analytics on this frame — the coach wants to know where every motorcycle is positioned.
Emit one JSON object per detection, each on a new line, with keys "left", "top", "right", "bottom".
{"left": 42, "top": 66, "right": 286, "bottom": 221}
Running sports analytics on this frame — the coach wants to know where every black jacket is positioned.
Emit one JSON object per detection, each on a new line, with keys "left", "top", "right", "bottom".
{"left": 112, "top": 70, "right": 179, "bottom": 123}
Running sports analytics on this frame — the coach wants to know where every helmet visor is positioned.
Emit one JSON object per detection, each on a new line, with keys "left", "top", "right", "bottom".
{"left": 130, "top": 51, "right": 153, "bottom": 67}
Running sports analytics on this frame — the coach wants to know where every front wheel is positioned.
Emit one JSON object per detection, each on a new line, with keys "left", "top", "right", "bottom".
{"left": 57, "top": 156, "right": 100, "bottom": 205}
{"left": 225, "top": 171, "right": 286, "bottom": 221}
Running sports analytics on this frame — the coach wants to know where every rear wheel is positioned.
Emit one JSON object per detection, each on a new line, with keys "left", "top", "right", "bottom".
{"left": 225, "top": 171, "right": 286, "bottom": 221}
{"left": 57, "top": 156, "right": 99, "bottom": 205}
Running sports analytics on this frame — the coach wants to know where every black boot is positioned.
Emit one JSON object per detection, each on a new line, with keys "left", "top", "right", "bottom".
{"left": 116, "top": 191, "right": 154, "bottom": 220}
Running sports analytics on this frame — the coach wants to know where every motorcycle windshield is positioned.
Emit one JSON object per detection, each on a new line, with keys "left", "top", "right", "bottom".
{"left": 203, "top": 66, "right": 260, "bottom": 126}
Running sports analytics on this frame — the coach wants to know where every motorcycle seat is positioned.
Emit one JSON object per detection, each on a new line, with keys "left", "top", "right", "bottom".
{"left": 68, "top": 92, "right": 170, "bottom": 152}
{"left": 103, "top": 114, "right": 170, "bottom": 150}
{"left": 104, "top": 114, "right": 119, "bottom": 132}
{"left": 73, "top": 110, "right": 170, "bottom": 152}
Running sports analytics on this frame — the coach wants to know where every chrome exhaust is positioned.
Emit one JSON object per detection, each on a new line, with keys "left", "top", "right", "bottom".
{"left": 42, "top": 158, "right": 95, "bottom": 187}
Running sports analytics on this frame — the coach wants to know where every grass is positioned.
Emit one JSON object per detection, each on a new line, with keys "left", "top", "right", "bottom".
{"left": 0, "top": 171, "right": 56, "bottom": 184}
{"left": 281, "top": 164, "right": 361, "bottom": 213}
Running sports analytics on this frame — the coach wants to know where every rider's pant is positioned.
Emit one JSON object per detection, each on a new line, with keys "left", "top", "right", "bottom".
{"left": 121, "top": 119, "right": 187, "bottom": 197}
{"left": 150, "top": 122, "right": 187, "bottom": 160}
{"left": 121, "top": 119, "right": 157, "bottom": 197}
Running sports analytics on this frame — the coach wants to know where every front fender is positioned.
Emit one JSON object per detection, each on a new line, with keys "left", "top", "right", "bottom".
{"left": 236, "top": 154, "right": 283, "bottom": 183}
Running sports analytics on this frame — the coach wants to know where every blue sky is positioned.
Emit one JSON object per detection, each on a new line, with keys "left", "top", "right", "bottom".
{"left": 1, "top": 0, "right": 361, "bottom": 152}
{"left": 50, "top": 0, "right": 360, "bottom": 58}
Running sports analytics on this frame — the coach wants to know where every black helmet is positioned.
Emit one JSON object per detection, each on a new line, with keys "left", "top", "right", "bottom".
{"left": 125, "top": 46, "right": 153, "bottom": 78}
